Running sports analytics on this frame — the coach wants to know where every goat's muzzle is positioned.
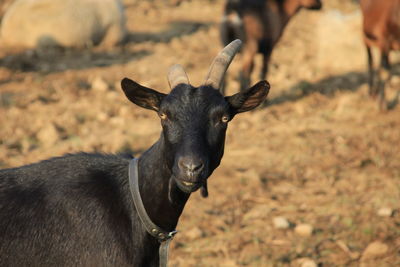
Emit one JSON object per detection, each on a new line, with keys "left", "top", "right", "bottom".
{"left": 173, "top": 156, "right": 206, "bottom": 193}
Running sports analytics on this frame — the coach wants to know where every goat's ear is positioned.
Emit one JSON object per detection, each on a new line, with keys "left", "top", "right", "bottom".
{"left": 226, "top": 80, "right": 270, "bottom": 115}
{"left": 121, "top": 78, "right": 166, "bottom": 112}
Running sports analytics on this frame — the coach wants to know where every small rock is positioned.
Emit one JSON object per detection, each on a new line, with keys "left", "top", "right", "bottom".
{"left": 361, "top": 241, "right": 389, "bottom": 261}
{"left": 97, "top": 112, "right": 108, "bottom": 122}
{"left": 91, "top": 76, "right": 109, "bottom": 91}
{"left": 299, "top": 203, "right": 308, "bottom": 211}
{"left": 391, "top": 75, "right": 400, "bottom": 85}
{"left": 106, "top": 90, "right": 118, "bottom": 101}
{"left": 110, "top": 117, "right": 124, "bottom": 126}
{"left": 238, "top": 120, "right": 251, "bottom": 130}
{"left": 295, "top": 224, "right": 313, "bottom": 237}
{"left": 242, "top": 168, "right": 260, "bottom": 182}
{"left": 377, "top": 207, "right": 393, "bottom": 217}
{"left": 243, "top": 204, "right": 269, "bottom": 221}
{"left": 114, "top": 81, "right": 122, "bottom": 91}
{"left": 295, "top": 258, "right": 318, "bottom": 267}
{"left": 185, "top": 227, "right": 203, "bottom": 240}
{"left": 273, "top": 216, "right": 290, "bottom": 229}
{"left": 220, "top": 259, "right": 238, "bottom": 267}
{"left": 37, "top": 123, "right": 59, "bottom": 146}
{"left": 118, "top": 106, "right": 130, "bottom": 117}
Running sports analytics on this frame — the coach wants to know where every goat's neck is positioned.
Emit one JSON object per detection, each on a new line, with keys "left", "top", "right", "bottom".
{"left": 136, "top": 137, "right": 189, "bottom": 231}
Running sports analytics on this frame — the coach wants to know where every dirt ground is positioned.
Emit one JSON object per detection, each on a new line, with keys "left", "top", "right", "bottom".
{"left": 1, "top": 0, "right": 399, "bottom": 266}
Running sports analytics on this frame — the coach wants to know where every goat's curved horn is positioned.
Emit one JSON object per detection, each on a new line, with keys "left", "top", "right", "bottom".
{"left": 203, "top": 39, "right": 242, "bottom": 91}
{"left": 167, "top": 64, "right": 189, "bottom": 89}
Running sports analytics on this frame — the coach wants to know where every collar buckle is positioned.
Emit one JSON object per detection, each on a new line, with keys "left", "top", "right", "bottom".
{"left": 168, "top": 230, "right": 178, "bottom": 238}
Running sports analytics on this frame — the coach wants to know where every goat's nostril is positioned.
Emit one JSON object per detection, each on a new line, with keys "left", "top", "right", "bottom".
{"left": 179, "top": 158, "right": 204, "bottom": 174}
{"left": 191, "top": 162, "right": 204, "bottom": 172}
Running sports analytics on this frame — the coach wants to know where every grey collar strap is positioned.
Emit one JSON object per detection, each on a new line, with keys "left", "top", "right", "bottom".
{"left": 128, "top": 158, "right": 178, "bottom": 267}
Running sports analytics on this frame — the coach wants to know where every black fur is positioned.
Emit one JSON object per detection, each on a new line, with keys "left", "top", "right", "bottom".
{"left": 0, "top": 77, "right": 269, "bottom": 266}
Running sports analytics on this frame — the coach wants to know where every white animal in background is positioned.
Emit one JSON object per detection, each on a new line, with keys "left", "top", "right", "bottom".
{"left": 0, "top": 0, "right": 127, "bottom": 48}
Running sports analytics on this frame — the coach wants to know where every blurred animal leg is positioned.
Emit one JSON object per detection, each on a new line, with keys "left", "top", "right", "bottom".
{"left": 366, "top": 45, "right": 376, "bottom": 96}
{"left": 260, "top": 50, "right": 271, "bottom": 80}
{"left": 239, "top": 39, "right": 257, "bottom": 91}
{"left": 378, "top": 51, "right": 391, "bottom": 110}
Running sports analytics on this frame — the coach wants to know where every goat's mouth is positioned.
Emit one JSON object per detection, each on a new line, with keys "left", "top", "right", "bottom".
{"left": 172, "top": 163, "right": 208, "bottom": 193}
{"left": 174, "top": 178, "right": 203, "bottom": 193}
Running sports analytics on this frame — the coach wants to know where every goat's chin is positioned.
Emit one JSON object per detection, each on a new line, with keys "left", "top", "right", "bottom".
{"left": 174, "top": 178, "right": 202, "bottom": 194}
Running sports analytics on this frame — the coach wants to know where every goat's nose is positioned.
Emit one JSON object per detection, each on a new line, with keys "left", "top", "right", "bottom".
{"left": 178, "top": 158, "right": 204, "bottom": 177}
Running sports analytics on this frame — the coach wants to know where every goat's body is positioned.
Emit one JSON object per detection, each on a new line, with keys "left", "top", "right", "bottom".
{"left": 361, "top": 0, "right": 400, "bottom": 52}
{"left": 360, "top": 0, "right": 400, "bottom": 109}
{"left": 220, "top": 0, "right": 320, "bottom": 91}
{"left": 221, "top": 0, "right": 286, "bottom": 51}
{"left": 0, "top": 0, "right": 126, "bottom": 48}
{"left": 221, "top": 0, "right": 287, "bottom": 91}
{"left": 0, "top": 153, "right": 160, "bottom": 266}
{"left": 0, "top": 40, "right": 269, "bottom": 266}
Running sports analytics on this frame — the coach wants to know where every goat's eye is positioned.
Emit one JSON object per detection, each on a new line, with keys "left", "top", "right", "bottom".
{"left": 221, "top": 115, "right": 229, "bottom": 123}
{"left": 159, "top": 112, "right": 167, "bottom": 120}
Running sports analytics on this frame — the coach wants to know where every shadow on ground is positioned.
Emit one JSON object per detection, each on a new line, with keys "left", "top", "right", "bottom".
{"left": 0, "top": 20, "right": 209, "bottom": 75}
{"left": 265, "top": 63, "right": 400, "bottom": 108}
{"left": 0, "top": 47, "right": 151, "bottom": 73}
{"left": 127, "top": 20, "right": 210, "bottom": 43}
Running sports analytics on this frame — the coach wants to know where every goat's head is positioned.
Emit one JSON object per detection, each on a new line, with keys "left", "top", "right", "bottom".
{"left": 299, "top": 0, "right": 322, "bottom": 10}
{"left": 121, "top": 40, "right": 270, "bottom": 195}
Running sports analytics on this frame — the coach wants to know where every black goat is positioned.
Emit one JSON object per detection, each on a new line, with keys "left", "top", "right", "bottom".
{"left": 0, "top": 40, "right": 270, "bottom": 266}
{"left": 220, "top": 0, "right": 322, "bottom": 91}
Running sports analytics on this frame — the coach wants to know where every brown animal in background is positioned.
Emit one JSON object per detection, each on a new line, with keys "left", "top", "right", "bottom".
{"left": 220, "top": 0, "right": 322, "bottom": 92}
{"left": 360, "top": 0, "right": 400, "bottom": 110}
